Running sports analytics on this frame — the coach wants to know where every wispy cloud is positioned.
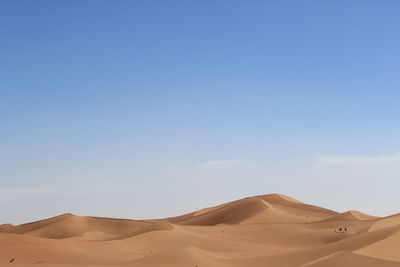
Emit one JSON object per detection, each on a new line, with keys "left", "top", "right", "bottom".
{"left": 199, "top": 159, "right": 247, "bottom": 168}
{"left": 318, "top": 153, "right": 400, "bottom": 165}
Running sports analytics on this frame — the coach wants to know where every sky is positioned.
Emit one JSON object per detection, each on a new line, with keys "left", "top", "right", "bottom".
{"left": 1, "top": 0, "right": 400, "bottom": 224}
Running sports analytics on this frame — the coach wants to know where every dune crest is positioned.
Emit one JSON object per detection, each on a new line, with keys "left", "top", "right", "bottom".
{"left": 268, "top": 193, "right": 304, "bottom": 204}
{"left": 368, "top": 214, "right": 400, "bottom": 232}
{"left": 319, "top": 210, "right": 378, "bottom": 223}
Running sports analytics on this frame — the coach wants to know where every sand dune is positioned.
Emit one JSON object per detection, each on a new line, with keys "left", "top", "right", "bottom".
{"left": 368, "top": 214, "right": 400, "bottom": 232}
{"left": 1, "top": 193, "right": 399, "bottom": 266}
{"left": 2, "top": 213, "right": 151, "bottom": 239}
{"left": 301, "top": 251, "right": 400, "bottom": 267}
{"left": 0, "top": 224, "right": 13, "bottom": 231}
{"left": 170, "top": 194, "right": 337, "bottom": 226}
{"left": 319, "top": 210, "right": 378, "bottom": 222}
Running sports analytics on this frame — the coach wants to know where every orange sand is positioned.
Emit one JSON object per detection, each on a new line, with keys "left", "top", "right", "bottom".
{"left": 1, "top": 193, "right": 399, "bottom": 266}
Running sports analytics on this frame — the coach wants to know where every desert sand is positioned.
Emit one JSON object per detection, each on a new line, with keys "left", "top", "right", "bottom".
{"left": 1, "top": 193, "right": 399, "bottom": 266}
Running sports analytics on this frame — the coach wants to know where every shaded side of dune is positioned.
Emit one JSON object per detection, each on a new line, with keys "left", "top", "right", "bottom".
{"left": 301, "top": 251, "right": 400, "bottom": 267}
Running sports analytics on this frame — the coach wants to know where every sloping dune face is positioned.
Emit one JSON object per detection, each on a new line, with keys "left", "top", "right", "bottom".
{"left": 2, "top": 213, "right": 151, "bottom": 239}
{"left": 301, "top": 251, "right": 400, "bottom": 267}
{"left": 0, "top": 224, "right": 13, "bottom": 231}
{"left": 319, "top": 210, "right": 379, "bottom": 223}
{"left": 1, "top": 193, "right": 399, "bottom": 267}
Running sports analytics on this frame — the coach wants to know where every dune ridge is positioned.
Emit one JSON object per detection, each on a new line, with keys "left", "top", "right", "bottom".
{"left": 1, "top": 193, "right": 399, "bottom": 267}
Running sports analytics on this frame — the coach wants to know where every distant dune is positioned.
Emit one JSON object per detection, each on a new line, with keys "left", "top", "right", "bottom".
{"left": 1, "top": 193, "right": 399, "bottom": 266}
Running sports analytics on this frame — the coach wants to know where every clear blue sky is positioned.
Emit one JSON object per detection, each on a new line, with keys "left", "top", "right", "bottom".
{"left": 1, "top": 1, "right": 399, "bottom": 224}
